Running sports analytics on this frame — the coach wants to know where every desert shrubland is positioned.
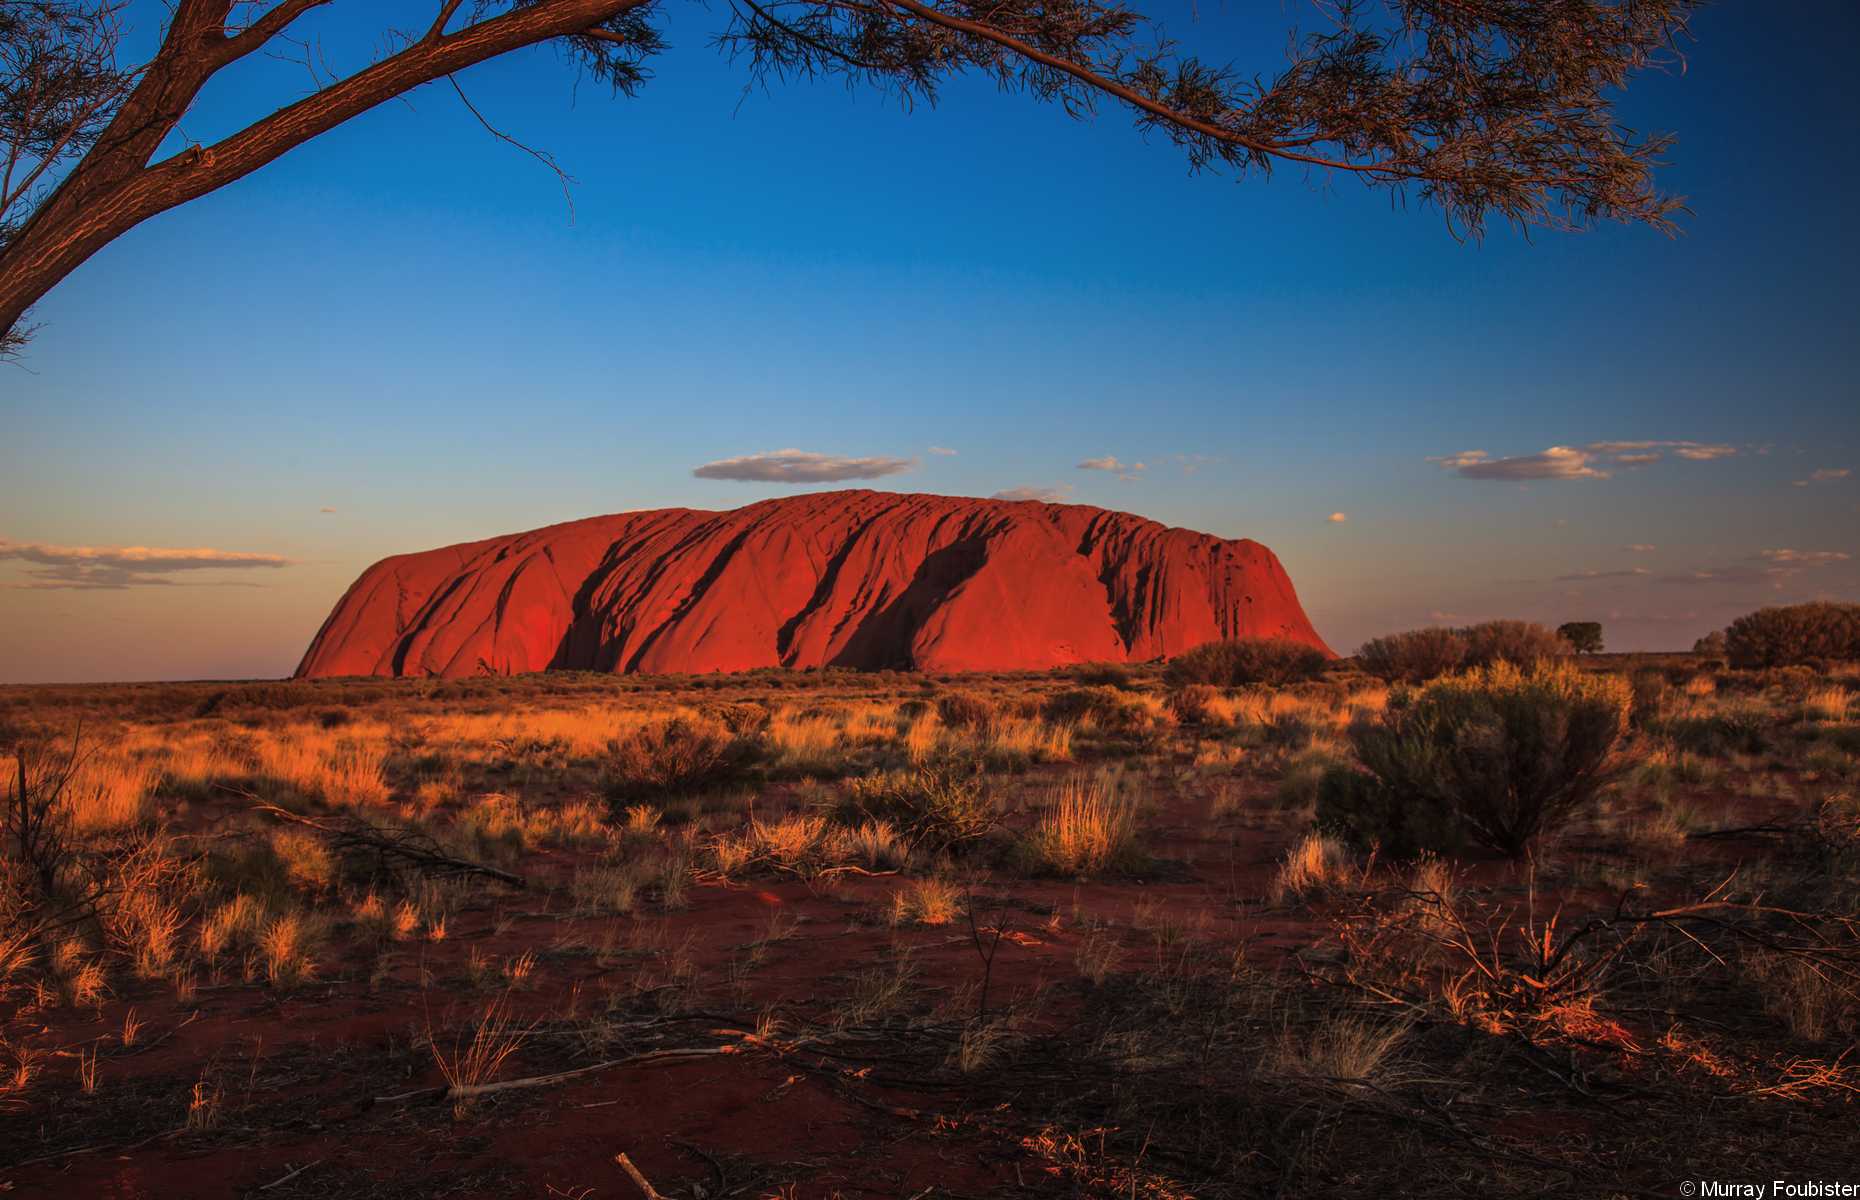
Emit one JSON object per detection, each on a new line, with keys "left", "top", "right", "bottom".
{"left": 2, "top": 637, "right": 1856, "bottom": 1198}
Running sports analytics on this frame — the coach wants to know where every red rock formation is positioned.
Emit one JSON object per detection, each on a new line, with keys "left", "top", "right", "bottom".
{"left": 294, "top": 490, "right": 1331, "bottom": 678}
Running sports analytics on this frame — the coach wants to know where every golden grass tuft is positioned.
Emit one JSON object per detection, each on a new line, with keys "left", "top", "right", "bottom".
{"left": 1025, "top": 775, "right": 1143, "bottom": 876}
{"left": 1270, "top": 832, "right": 1355, "bottom": 902}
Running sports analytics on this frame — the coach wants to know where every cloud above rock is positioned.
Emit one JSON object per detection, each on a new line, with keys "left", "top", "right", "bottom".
{"left": 1078, "top": 456, "right": 1146, "bottom": 481}
{"left": 0, "top": 538, "right": 293, "bottom": 590}
{"left": 1432, "top": 440, "right": 1742, "bottom": 482}
{"left": 992, "top": 486, "right": 1074, "bottom": 503}
{"left": 1430, "top": 446, "right": 1609, "bottom": 481}
{"left": 692, "top": 448, "right": 917, "bottom": 483}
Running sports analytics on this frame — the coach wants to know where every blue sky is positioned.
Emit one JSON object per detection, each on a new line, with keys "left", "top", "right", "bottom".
{"left": 2, "top": 1, "right": 1857, "bottom": 682}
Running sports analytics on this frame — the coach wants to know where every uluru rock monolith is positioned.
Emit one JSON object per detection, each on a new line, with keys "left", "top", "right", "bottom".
{"left": 294, "top": 490, "right": 1331, "bottom": 678}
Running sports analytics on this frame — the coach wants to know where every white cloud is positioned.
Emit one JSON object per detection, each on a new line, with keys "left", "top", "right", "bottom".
{"left": 927, "top": 446, "right": 958, "bottom": 456}
{"left": 1555, "top": 567, "right": 1652, "bottom": 581}
{"left": 1434, "top": 440, "right": 1745, "bottom": 482}
{"left": 1076, "top": 455, "right": 1147, "bottom": 482}
{"left": 1759, "top": 549, "right": 1851, "bottom": 565}
{"left": 1429, "top": 446, "right": 1608, "bottom": 481}
{"left": 992, "top": 486, "right": 1074, "bottom": 503}
{"left": 691, "top": 448, "right": 917, "bottom": 483}
{"left": 0, "top": 538, "right": 292, "bottom": 590}
{"left": 1793, "top": 468, "right": 1850, "bottom": 487}
{"left": 1326, "top": 512, "right": 1348, "bottom": 524}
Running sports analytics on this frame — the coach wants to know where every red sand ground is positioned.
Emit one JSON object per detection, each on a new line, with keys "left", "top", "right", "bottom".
{"left": 295, "top": 490, "right": 1331, "bottom": 679}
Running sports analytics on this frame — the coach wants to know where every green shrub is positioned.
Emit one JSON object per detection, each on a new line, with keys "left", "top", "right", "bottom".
{"left": 1317, "top": 662, "right": 1631, "bottom": 859}
{"left": 1356, "top": 628, "right": 1466, "bottom": 683}
{"left": 1164, "top": 637, "right": 1328, "bottom": 687}
{"left": 1458, "top": 620, "right": 1570, "bottom": 669}
{"left": 601, "top": 717, "right": 759, "bottom": 807}
{"left": 1725, "top": 603, "right": 1860, "bottom": 669}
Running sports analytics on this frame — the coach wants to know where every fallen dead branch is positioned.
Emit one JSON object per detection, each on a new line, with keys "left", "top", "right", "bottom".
{"left": 614, "top": 1152, "right": 668, "bottom": 1200}
{"left": 373, "top": 1036, "right": 757, "bottom": 1106}
{"left": 231, "top": 794, "right": 527, "bottom": 890}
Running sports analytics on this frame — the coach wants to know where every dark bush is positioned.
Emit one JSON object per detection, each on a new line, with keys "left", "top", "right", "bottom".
{"left": 935, "top": 692, "right": 996, "bottom": 729}
{"left": 1725, "top": 603, "right": 1860, "bottom": 669}
{"left": 1693, "top": 630, "right": 1728, "bottom": 658}
{"left": 1317, "top": 662, "right": 1631, "bottom": 859}
{"left": 1459, "top": 620, "right": 1570, "bottom": 669}
{"left": 601, "top": 717, "right": 760, "bottom": 806}
{"left": 1164, "top": 638, "right": 1328, "bottom": 688}
{"left": 1356, "top": 628, "right": 1467, "bottom": 683}
{"left": 1070, "top": 661, "right": 1134, "bottom": 688}
{"left": 1165, "top": 683, "right": 1222, "bottom": 725}
{"left": 1041, "top": 686, "right": 1163, "bottom": 735}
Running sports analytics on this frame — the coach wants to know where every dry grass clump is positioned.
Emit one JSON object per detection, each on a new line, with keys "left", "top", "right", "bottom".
{"left": 1271, "top": 1013, "right": 1408, "bottom": 1082}
{"left": 1744, "top": 949, "right": 1857, "bottom": 1043}
{"left": 1270, "top": 832, "right": 1356, "bottom": 902}
{"left": 431, "top": 996, "right": 529, "bottom": 1115}
{"left": 1802, "top": 686, "right": 1852, "bottom": 723}
{"left": 889, "top": 877, "right": 962, "bottom": 926}
{"left": 258, "top": 911, "right": 326, "bottom": 988}
{"left": 254, "top": 732, "right": 390, "bottom": 807}
{"left": 839, "top": 762, "right": 997, "bottom": 856}
{"left": 270, "top": 828, "right": 337, "bottom": 895}
{"left": 569, "top": 859, "right": 646, "bottom": 913}
{"left": 1024, "top": 775, "right": 1144, "bottom": 876}
{"left": 61, "top": 754, "right": 159, "bottom": 831}
{"left": 602, "top": 716, "right": 760, "bottom": 805}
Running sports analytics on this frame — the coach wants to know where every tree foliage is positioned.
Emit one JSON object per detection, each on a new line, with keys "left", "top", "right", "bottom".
{"left": 1724, "top": 603, "right": 1860, "bottom": 670}
{"left": 0, "top": 0, "right": 1699, "bottom": 352}
{"left": 1557, "top": 621, "right": 1604, "bottom": 655}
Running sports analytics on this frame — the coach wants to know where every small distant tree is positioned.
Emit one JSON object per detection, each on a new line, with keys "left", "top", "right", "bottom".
{"left": 1557, "top": 621, "right": 1604, "bottom": 655}
{"left": 1, "top": 1, "right": 1701, "bottom": 356}
{"left": 1692, "top": 630, "right": 1727, "bottom": 658}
